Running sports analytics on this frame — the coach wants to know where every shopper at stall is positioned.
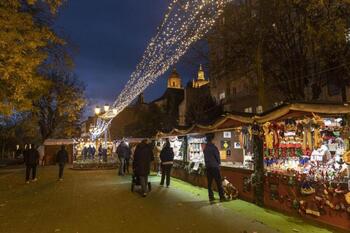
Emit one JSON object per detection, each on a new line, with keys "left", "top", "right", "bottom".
{"left": 133, "top": 139, "right": 154, "bottom": 197}
{"left": 153, "top": 142, "right": 162, "bottom": 176}
{"left": 98, "top": 144, "right": 103, "bottom": 162}
{"left": 117, "top": 141, "right": 131, "bottom": 176}
{"left": 82, "top": 146, "right": 88, "bottom": 160}
{"left": 102, "top": 146, "right": 107, "bottom": 162}
{"left": 56, "top": 145, "right": 68, "bottom": 181}
{"left": 160, "top": 139, "right": 174, "bottom": 187}
{"left": 24, "top": 144, "right": 40, "bottom": 184}
{"left": 123, "top": 142, "right": 131, "bottom": 174}
{"left": 91, "top": 145, "right": 96, "bottom": 160}
{"left": 203, "top": 133, "right": 226, "bottom": 202}
{"left": 87, "top": 145, "right": 93, "bottom": 160}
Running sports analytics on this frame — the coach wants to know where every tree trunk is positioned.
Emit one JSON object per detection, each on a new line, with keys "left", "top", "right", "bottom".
{"left": 256, "top": 41, "right": 266, "bottom": 110}
{"left": 341, "top": 85, "right": 347, "bottom": 103}
{"left": 253, "top": 134, "right": 264, "bottom": 206}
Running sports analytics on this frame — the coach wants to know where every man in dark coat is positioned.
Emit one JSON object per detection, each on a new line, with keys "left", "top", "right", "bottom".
{"left": 24, "top": 144, "right": 39, "bottom": 184}
{"left": 133, "top": 139, "right": 154, "bottom": 197}
{"left": 117, "top": 141, "right": 131, "bottom": 176}
{"left": 98, "top": 144, "right": 103, "bottom": 162}
{"left": 160, "top": 138, "right": 174, "bottom": 187}
{"left": 91, "top": 146, "right": 96, "bottom": 160}
{"left": 56, "top": 145, "right": 69, "bottom": 181}
{"left": 88, "top": 145, "right": 93, "bottom": 160}
{"left": 203, "top": 133, "right": 226, "bottom": 202}
{"left": 123, "top": 142, "right": 131, "bottom": 174}
{"left": 102, "top": 147, "right": 107, "bottom": 162}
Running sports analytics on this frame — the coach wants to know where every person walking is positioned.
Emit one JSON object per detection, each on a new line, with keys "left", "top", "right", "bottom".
{"left": 133, "top": 139, "right": 154, "bottom": 197}
{"left": 203, "top": 133, "right": 226, "bottom": 202}
{"left": 160, "top": 139, "right": 174, "bottom": 187}
{"left": 123, "top": 143, "right": 131, "bottom": 174}
{"left": 117, "top": 141, "right": 131, "bottom": 176}
{"left": 91, "top": 145, "right": 96, "bottom": 160}
{"left": 24, "top": 144, "right": 39, "bottom": 184}
{"left": 56, "top": 145, "right": 68, "bottom": 181}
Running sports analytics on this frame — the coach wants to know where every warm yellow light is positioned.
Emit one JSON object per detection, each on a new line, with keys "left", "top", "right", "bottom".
{"left": 104, "top": 104, "right": 110, "bottom": 112}
{"left": 94, "top": 106, "right": 101, "bottom": 115}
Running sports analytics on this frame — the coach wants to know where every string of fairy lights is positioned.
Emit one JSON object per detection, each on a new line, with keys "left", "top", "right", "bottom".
{"left": 91, "top": 0, "right": 232, "bottom": 139}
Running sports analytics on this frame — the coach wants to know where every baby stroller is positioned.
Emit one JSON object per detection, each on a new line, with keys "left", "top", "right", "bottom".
{"left": 131, "top": 174, "right": 152, "bottom": 192}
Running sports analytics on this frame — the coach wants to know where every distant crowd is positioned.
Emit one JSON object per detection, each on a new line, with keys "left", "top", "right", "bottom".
{"left": 20, "top": 133, "right": 228, "bottom": 202}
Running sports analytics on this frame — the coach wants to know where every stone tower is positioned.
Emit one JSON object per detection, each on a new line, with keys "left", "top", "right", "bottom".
{"left": 167, "top": 68, "right": 182, "bottom": 89}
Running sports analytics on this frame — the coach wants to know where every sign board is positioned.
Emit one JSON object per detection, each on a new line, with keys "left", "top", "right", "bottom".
{"left": 221, "top": 140, "right": 231, "bottom": 150}
{"left": 234, "top": 142, "right": 241, "bottom": 149}
{"left": 220, "top": 150, "right": 227, "bottom": 160}
{"left": 223, "top": 131, "right": 232, "bottom": 138}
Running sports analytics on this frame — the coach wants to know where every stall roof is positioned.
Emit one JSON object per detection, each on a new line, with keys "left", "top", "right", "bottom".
{"left": 156, "top": 103, "right": 350, "bottom": 138}
{"left": 157, "top": 113, "right": 252, "bottom": 138}
{"left": 254, "top": 103, "right": 350, "bottom": 123}
{"left": 44, "top": 139, "right": 76, "bottom": 145}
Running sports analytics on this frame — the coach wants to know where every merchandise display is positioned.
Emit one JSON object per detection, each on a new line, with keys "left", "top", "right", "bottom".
{"left": 262, "top": 115, "right": 350, "bottom": 220}
{"left": 155, "top": 136, "right": 186, "bottom": 161}
{"left": 187, "top": 136, "right": 206, "bottom": 164}
{"left": 263, "top": 117, "right": 349, "bottom": 183}
{"left": 169, "top": 137, "right": 186, "bottom": 161}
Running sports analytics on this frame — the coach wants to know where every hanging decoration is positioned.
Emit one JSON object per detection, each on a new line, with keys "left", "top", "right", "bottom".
{"left": 90, "top": 0, "right": 232, "bottom": 139}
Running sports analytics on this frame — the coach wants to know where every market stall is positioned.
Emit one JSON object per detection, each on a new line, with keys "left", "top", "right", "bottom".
{"left": 156, "top": 114, "right": 255, "bottom": 201}
{"left": 43, "top": 139, "right": 75, "bottom": 165}
{"left": 72, "top": 138, "right": 117, "bottom": 170}
{"left": 254, "top": 103, "right": 350, "bottom": 230}
{"left": 157, "top": 103, "right": 350, "bottom": 230}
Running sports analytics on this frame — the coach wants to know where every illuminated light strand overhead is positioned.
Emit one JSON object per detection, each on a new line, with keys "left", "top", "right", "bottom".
{"left": 91, "top": 0, "right": 231, "bottom": 139}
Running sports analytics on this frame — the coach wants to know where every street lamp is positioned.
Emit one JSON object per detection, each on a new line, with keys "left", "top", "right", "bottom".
{"left": 112, "top": 108, "right": 118, "bottom": 115}
{"left": 104, "top": 104, "right": 110, "bottom": 112}
{"left": 95, "top": 106, "right": 101, "bottom": 115}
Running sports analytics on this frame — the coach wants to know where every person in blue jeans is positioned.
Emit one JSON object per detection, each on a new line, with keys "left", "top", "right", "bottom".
{"left": 203, "top": 133, "right": 226, "bottom": 202}
{"left": 117, "top": 141, "right": 131, "bottom": 176}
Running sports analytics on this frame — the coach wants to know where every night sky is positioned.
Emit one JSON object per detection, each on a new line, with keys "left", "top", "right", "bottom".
{"left": 55, "top": 0, "right": 202, "bottom": 114}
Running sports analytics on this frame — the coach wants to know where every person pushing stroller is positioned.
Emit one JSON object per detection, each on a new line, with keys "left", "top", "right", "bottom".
{"left": 132, "top": 139, "right": 154, "bottom": 197}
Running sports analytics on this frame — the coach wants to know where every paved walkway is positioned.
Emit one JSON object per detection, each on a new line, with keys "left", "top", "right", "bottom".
{"left": 0, "top": 166, "right": 340, "bottom": 233}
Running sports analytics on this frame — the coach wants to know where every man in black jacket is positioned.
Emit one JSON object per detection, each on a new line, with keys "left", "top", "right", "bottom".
{"left": 203, "top": 133, "right": 225, "bottom": 202}
{"left": 117, "top": 141, "right": 131, "bottom": 176}
{"left": 24, "top": 144, "right": 39, "bottom": 184}
{"left": 160, "top": 138, "right": 174, "bottom": 187}
{"left": 133, "top": 139, "right": 154, "bottom": 197}
{"left": 56, "top": 145, "right": 68, "bottom": 181}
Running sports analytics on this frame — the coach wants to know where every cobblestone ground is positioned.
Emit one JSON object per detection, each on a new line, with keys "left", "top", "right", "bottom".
{"left": 0, "top": 166, "right": 339, "bottom": 233}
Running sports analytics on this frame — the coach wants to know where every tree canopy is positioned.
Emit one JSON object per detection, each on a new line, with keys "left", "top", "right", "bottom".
{"left": 0, "top": 0, "right": 64, "bottom": 114}
{"left": 209, "top": 0, "right": 350, "bottom": 102}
